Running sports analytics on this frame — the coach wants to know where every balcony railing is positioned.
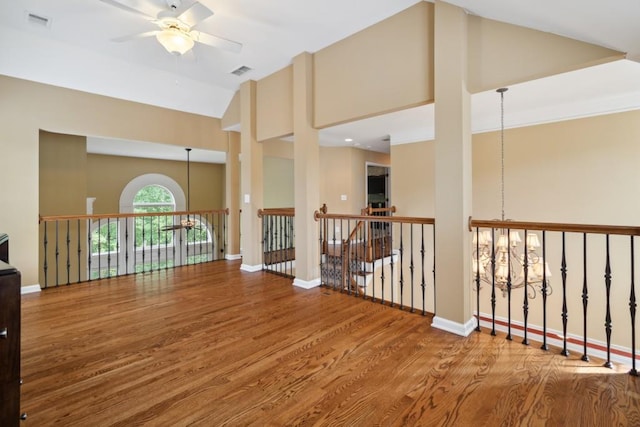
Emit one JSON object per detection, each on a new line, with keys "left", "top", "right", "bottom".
{"left": 315, "top": 205, "right": 436, "bottom": 315}
{"left": 39, "top": 209, "right": 228, "bottom": 288}
{"left": 258, "top": 208, "right": 295, "bottom": 278}
{"left": 470, "top": 217, "right": 640, "bottom": 375}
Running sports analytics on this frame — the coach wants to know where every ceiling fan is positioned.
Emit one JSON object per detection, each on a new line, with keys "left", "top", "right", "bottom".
{"left": 100, "top": 0, "right": 242, "bottom": 55}
{"left": 163, "top": 148, "right": 199, "bottom": 231}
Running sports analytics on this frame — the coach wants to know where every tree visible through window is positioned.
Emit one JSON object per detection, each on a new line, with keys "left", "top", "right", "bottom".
{"left": 133, "top": 185, "right": 175, "bottom": 248}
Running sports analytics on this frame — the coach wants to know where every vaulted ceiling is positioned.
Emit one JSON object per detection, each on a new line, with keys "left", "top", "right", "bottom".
{"left": 2, "top": 0, "right": 639, "bottom": 159}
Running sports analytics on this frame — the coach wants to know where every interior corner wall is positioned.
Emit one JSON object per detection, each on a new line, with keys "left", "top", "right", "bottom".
{"left": 0, "top": 75, "right": 227, "bottom": 286}
{"left": 320, "top": 147, "right": 390, "bottom": 217}
{"left": 256, "top": 66, "right": 294, "bottom": 141}
{"left": 221, "top": 91, "right": 241, "bottom": 130}
{"left": 313, "top": 1, "right": 434, "bottom": 128}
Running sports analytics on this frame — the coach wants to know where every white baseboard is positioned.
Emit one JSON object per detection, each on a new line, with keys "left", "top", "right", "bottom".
{"left": 477, "top": 312, "right": 639, "bottom": 367}
{"left": 225, "top": 253, "right": 242, "bottom": 260}
{"left": 432, "top": 316, "right": 477, "bottom": 337}
{"left": 21, "top": 284, "right": 42, "bottom": 295}
{"left": 240, "top": 263, "right": 262, "bottom": 273}
{"left": 293, "top": 277, "right": 321, "bottom": 289}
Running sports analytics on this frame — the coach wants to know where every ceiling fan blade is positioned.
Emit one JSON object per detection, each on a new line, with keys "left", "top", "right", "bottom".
{"left": 99, "top": 0, "right": 158, "bottom": 19}
{"left": 176, "top": 2, "right": 214, "bottom": 28}
{"left": 112, "top": 30, "right": 158, "bottom": 42}
{"left": 162, "top": 224, "right": 184, "bottom": 231}
{"left": 191, "top": 31, "right": 242, "bottom": 53}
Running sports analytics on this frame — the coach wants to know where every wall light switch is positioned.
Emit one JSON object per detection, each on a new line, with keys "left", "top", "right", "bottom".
{"left": 340, "top": 194, "right": 347, "bottom": 201}
{"left": 244, "top": 194, "right": 250, "bottom": 204}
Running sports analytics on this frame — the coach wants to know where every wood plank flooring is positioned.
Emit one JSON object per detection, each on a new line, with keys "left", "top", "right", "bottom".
{"left": 20, "top": 260, "right": 640, "bottom": 426}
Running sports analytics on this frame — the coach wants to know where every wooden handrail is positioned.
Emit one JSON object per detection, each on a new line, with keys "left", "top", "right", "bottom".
{"left": 39, "top": 209, "right": 229, "bottom": 223}
{"left": 315, "top": 211, "right": 434, "bottom": 225}
{"left": 257, "top": 208, "right": 295, "bottom": 218}
{"left": 469, "top": 217, "right": 640, "bottom": 237}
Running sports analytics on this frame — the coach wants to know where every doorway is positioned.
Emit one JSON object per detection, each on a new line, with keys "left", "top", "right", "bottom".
{"left": 366, "top": 163, "right": 390, "bottom": 210}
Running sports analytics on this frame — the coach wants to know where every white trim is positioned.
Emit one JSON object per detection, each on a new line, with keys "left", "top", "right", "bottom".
{"left": 293, "top": 277, "right": 321, "bottom": 289}
{"left": 21, "top": 284, "right": 41, "bottom": 294}
{"left": 240, "top": 263, "right": 262, "bottom": 272}
{"left": 225, "top": 253, "right": 242, "bottom": 260}
{"left": 432, "top": 316, "right": 477, "bottom": 337}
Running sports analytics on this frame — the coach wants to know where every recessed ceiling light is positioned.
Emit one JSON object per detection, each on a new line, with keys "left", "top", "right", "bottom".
{"left": 345, "top": 138, "right": 353, "bottom": 142}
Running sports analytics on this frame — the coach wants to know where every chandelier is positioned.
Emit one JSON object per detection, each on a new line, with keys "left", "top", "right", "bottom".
{"left": 472, "top": 88, "right": 552, "bottom": 298}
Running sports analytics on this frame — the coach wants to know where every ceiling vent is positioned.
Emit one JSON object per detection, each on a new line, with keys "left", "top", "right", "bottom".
{"left": 25, "top": 11, "right": 51, "bottom": 28}
{"left": 231, "top": 66, "right": 252, "bottom": 76}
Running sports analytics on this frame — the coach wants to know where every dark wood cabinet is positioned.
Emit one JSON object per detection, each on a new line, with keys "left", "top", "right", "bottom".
{"left": 0, "top": 260, "right": 21, "bottom": 426}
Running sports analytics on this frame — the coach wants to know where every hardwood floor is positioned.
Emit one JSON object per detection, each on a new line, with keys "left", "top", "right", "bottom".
{"left": 20, "top": 260, "right": 640, "bottom": 426}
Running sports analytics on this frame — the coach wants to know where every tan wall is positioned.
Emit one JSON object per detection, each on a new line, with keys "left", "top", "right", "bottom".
{"left": 40, "top": 131, "right": 88, "bottom": 216}
{"left": 314, "top": 2, "right": 434, "bottom": 128}
{"left": 263, "top": 157, "right": 294, "bottom": 208}
{"left": 257, "top": 66, "right": 294, "bottom": 141}
{"left": 467, "top": 15, "right": 624, "bottom": 93}
{"left": 87, "top": 154, "right": 225, "bottom": 213}
{"left": 0, "top": 75, "right": 226, "bottom": 286}
{"left": 320, "top": 147, "right": 390, "bottom": 216}
{"left": 262, "top": 139, "right": 294, "bottom": 159}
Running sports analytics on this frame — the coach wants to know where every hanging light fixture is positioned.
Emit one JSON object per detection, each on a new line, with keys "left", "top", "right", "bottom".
{"left": 472, "top": 88, "right": 552, "bottom": 298}
{"left": 156, "top": 21, "right": 194, "bottom": 55}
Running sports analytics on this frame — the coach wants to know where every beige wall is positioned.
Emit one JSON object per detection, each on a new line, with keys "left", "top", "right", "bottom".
{"left": 314, "top": 2, "right": 434, "bottom": 129}
{"left": 467, "top": 15, "right": 624, "bottom": 93}
{"left": 87, "top": 154, "right": 225, "bottom": 213}
{"left": 0, "top": 75, "right": 227, "bottom": 285}
{"left": 221, "top": 91, "right": 241, "bottom": 131}
{"left": 263, "top": 157, "right": 294, "bottom": 208}
{"left": 40, "top": 131, "right": 88, "bottom": 216}
{"left": 320, "top": 147, "right": 390, "bottom": 215}
{"left": 257, "top": 66, "right": 294, "bottom": 141}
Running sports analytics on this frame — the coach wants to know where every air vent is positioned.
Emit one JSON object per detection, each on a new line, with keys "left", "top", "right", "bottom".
{"left": 26, "top": 11, "right": 51, "bottom": 28}
{"left": 231, "top": 66, "right": 252, "bottom": 76}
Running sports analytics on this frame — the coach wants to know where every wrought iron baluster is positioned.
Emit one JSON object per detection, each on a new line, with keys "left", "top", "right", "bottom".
{"left": 561, "top": 231, "right": 569, "bottom": 356}
{"left": 630, "top": 235, "right": 638, "bottom": 376}
{"left": 506, "top": 229, "right": 512, "bottom": 340}
{"left": 410, "top": 223, "right": 415, "bottom": 313}
{"left": 475, "top": 228, "right": 481, "bottom": 332}
{"left": 66, "top": 220, "right": 71, "bottom": 285}
{"left": 141, "top": 217, "right": 146, "bottom": 272}
{"left": 380, "top": 220, "right": 385, "bottom": 304}
{"left": 87, "top": 220, "right": 92, "bottom": 282}
{"left": 522, "top": 228, "right": 529, "bottom": 345}
{"left": 389, "top": 221, "right": 395, "bottom": 308}
{"left": 421, "top": 224, "right": 426, "bottom": 316}
{"left": 77, "top": 220, "right": 81, "bottom": 283}
{"left": 107, "top": 218, "right": 112, "bottom": 277}
{"left": 490, "top": 228, "right": 496, "bottom": 336}
{"left": 541, "top": 230, "right": 549, "bottom": 351}
{"left": 399, "top": 223, "right": 404, "bottom": 310}
{"left": 43, "top": 222, "right": 49, "bottom": 289}
{"left": 604, "top": 234, "right": 613, "bottom": 368}
{"left": 55, "top": 221, "right": 60, "bottom": 286}
{"left": 125, "top": 218, "right": 130, "bottom": 275}
{"left": 581, "top": 233, "right": 588, "bottom": 360}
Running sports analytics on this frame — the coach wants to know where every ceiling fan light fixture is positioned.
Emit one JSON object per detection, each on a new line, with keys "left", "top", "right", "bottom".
{"left": 156, "top": 27, "right": 194, "bottom": 55}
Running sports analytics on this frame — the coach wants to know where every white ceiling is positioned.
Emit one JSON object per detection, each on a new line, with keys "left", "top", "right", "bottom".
{"left": 2, "top": 0, "right": 640, "bottom": 161}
